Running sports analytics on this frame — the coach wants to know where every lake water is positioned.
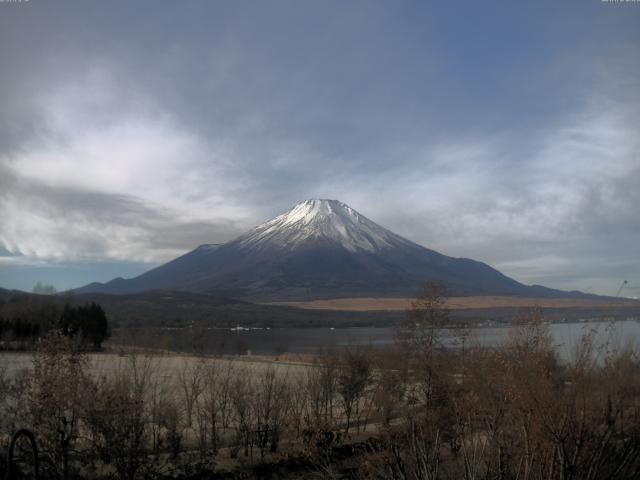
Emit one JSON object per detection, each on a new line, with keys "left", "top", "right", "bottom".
{"left": 110, "top": 318, "right": 640, "bottom": 359}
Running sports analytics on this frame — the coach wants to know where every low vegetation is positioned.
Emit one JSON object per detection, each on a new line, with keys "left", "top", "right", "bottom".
{"left": 1, "top": 283, "right": 640, "bottom": 479}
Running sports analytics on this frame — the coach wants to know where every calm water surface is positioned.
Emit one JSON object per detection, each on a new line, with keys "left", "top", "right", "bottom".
{"left": 111, "top": 319, "right": 640, "bottom": 359}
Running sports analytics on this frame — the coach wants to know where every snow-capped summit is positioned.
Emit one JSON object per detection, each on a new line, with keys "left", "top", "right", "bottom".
{"left": 237, "top": 199, "right": 409, "bottom": 252}
{"left": 76, "top": 198, "right": 579, "bottom": 300}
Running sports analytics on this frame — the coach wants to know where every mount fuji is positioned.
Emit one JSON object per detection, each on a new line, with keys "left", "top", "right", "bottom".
{"left": 76, "top": 199, "right": 582, "bottom": 300}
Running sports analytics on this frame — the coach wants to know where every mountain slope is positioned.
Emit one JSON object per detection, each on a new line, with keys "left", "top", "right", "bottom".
{"left": 75, "top": 199, "right": 587, "bottom": 300}
{"left": 0, "top": 287, "right": 27, "bottom": 301}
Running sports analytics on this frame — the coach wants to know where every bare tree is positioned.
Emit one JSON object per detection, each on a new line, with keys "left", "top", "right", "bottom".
{"left": 304, "top": 352, "right": 339, "bottom": 430}
{"left": 337, "top": 347, "right": 371, "bottom": 435}
{"left": 253, "top": 366, "right": 290, "bottom": 458}
{"left": 289, "top": 375, "right": 309, "bottom": 439}
{"left": 372, "top": 349, "right": 409, "bottom": 426}
{"left": 29, "top": 331, "right": 88, "bottom": 480}
{"left": 397, "top": 281, "right": 449, "bottom": 407}
{"left": 178, "top": 358, "right": 204, "bottom": 428}
{"left": 197, "top": 359, "right": 236, "bottom": 455}
{"left": 230, "top": 367, "right": 255, "bottom": 459}
{"left": 82, "top": 355, "right": 154, "bottom": 480}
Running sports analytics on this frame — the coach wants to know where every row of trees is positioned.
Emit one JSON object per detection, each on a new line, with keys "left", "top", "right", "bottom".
{"left": 2, "top": 283, "right": 640, "bottom": 479}
{"left": 0, "top": 297, "right": 110, "bottom": 350}
{"left": 0, "top": 333, "right": 379, "bottom": 479}
{"left": 365, "top": 284, "right": 640, "bottom": 480}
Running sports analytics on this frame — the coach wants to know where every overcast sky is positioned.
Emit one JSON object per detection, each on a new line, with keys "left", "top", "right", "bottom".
{"left": 0, "top": 0, "right": 639, "bottom": 297}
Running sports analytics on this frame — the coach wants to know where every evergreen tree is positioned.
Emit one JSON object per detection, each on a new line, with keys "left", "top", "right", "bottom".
{"left": 59, "top": 302, "right": 110, "bottom": 350}
{"left": 83, "top": 302, "right": 109, "bottom": 350}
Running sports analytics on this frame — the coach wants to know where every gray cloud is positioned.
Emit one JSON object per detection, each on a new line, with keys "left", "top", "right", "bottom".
{"left": 0, "top": 0, "right": 639, "bottom": 295}
{"left": 0, "top": 161, "right": 243, "bottom": 263}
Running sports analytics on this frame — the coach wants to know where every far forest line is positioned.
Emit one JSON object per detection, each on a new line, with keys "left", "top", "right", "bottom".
{"left": 0, "top": 296, "right": 110, "bottom": 350}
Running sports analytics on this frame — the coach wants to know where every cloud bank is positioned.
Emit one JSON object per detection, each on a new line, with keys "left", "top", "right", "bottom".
{"left": 0, "top": 0, "right": 638, "bottom": 295}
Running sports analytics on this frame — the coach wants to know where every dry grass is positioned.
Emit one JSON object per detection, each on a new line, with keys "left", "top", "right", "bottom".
{"left": 265, "top": 295, "right": 638, "bottom": 311}
{"left": 0, "top": 351, "right": 311, "bottom": 387}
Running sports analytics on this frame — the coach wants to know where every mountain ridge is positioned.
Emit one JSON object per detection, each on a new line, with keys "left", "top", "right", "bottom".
{"left": 74, "top": 199, "right": 595, "bottom": 300}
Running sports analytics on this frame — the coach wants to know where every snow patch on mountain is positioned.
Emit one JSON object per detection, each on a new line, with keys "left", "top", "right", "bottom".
{"left": 236, "top": 199, "right": 410, "bottom": 252}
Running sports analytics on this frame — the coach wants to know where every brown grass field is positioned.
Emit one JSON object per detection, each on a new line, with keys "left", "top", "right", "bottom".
{"left": 265, "top": 295, "right": 640, "bottom": 311}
